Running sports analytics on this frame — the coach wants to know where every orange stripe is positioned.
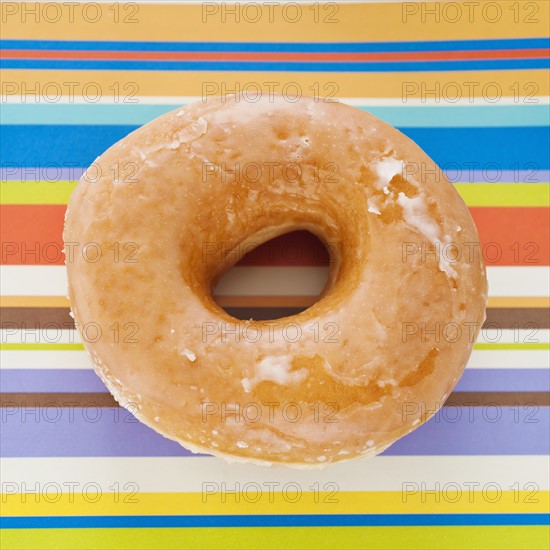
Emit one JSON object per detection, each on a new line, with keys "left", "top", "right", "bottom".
{"left": 1, "top": 205, "right": 548, "bottom": 266}
{"left": 0, "top": 296, "right": 70, "bottom": 308}
{"left": 3, "top": 49, "right": 549, "bottom": 62}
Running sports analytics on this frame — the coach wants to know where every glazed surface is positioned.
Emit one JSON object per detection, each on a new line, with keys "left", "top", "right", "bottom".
{"left": 64, "top": 95, "right": 487, "bottom": 467}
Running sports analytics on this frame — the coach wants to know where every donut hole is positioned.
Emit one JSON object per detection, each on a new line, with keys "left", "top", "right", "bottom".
{"left": 213, "top": 230, "right": 332, "bottom": 320}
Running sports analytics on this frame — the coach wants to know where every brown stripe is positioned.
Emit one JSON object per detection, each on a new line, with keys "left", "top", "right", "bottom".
{"left": 224, "top": 307, "right": 305, "bottom": 320}
{"left": 1, "top": 392, "right": 548, "bottom": 408}
{"left": 0, "top": 393, "right": 118, "bottom": 407}
{"left": 1, "top": 307, "right": 73, "bottom": 327}
{"left": 445, "top": 392, "right": 550, "bottom": 407}
{"left": 2, "top": 306, "right": 549, "bottom": 328}
{"left": 2, "top": 295, "right": 550, "bottom": 309}
{"left": 484, "top": 307, "right": 550, "bottom": 329}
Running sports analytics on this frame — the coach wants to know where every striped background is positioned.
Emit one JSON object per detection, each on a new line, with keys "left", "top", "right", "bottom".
{"left": 1, "top": 1, "right": 549, "bottom": 549}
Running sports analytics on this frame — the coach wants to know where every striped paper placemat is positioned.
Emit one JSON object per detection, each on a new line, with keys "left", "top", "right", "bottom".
{"left": 1, "top": 1, "right": 549, "bottom": 549}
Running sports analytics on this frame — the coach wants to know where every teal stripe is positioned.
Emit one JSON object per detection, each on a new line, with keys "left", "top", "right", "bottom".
{"left": 368, "top": 105, "right": 550, "bottom": 128}
{"left": 1, "top": 104, "right": 548, "bottom": 127}
{"left": 0, "top": 104, "right": 173, "bottom": 126}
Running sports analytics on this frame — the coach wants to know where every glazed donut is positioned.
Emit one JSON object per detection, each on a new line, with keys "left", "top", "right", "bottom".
{"left": 64, "top": 94, "right": 487, "bottom": 467}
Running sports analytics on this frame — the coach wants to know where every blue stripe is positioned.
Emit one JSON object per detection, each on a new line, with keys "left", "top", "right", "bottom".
{"left": 2, "top": 59, "right": 548, "bottom": 72}
{"left": 1, "top": 126, "right": 547, "bottom": 170}
{"left": 1, "top": 38, "right": 548, "bottom": 52}
{"left": 2, "top": 368, "right": 547, "bottom": 394}
{"left": 1, "top": 513, "right": 548, "bottom": 529}
{"left": 455, "top": 369, "right": 550, "bottom": 393}
{"left": 1, "top": 104, "right": 548, "bottom": 128}
{"left": 0, "top": 369, "right": 108, "bottom": 393}
{"left": 1, "top": 406, "right": 548, "bottom": 457}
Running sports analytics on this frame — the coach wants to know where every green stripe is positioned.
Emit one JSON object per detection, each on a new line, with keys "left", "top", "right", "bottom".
{"left": 1, "top": 103, "right": 548, "bottom": 127}
{"left": 474, "top": 343, "right": 550, "bottom": 350}
{"left": 1, "top": 526, "right": 549, "bottom": 550}
{"left": 2, "top": 180, "right": 548, "bottom": 207}
{"left": 0, "top": 343, "right": 84, "bottom": 351}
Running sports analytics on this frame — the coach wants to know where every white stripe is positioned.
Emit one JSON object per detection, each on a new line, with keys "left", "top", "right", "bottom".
{"left": 1, "top": 265, "right": 548, "bottom": 297}
{"left": 3, "top": 96, "right": 547, "bottom": 106}
{"left": 2, "top": 328, "right": 548, "bottom": 346}
{"left": 0, "top": 350, "right": 92, "bottom": 370}
{"left": 488, "top": 266, "right": 550, "bottom": 297}
{"left": 0, "top": 266, "right": 330, "bottom": 297}
{"left": 0, "top": 266, "right": 68, "bottom": 297}
{"left": 467, "top": 350, "right": 549, "bottom": 370}
{"left": 477, "top": 329, "right": 549, "bottom": 345}
{"left": 1, "top": 330, "right": 82, "bottom": 344}
{"left": 1, "top": 347, "right": 548, "bottom": 371}
{"left": 340, "top": 97, "right": 550, "bottom": 107}
{"left": 1, "top": 456, "right": 548, "bottom": 493}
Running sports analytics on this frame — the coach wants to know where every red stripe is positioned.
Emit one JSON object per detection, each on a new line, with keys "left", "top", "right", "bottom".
{"left": 470, "top": 206, "right": 549, "bottom": 267}
{"left": 1, "top": 205, "right": 66, "bottom": 266}
{"left": 1, "top": 205, "right": 548, "bottom": 267}
{"left": 2, "top": 49, "right": 548, "bottom": 62}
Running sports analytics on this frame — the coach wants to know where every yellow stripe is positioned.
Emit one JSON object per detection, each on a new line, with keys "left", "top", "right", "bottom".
{"left": 3, "top": 526, "right": 549, "bottom": 550}
{"left": 2, "top": 181, "right": 548, "bottom": 207}
{"left": 1, "top": 296, "right": 549, "bottom": 309}
{"left": 3, "top": 70, "right": 548, "bottom": 100}
{"left": 3, "top": 1, "right": 548, "bottom": 41}
{"left": 1, "top": 180, "right": 76, "bottom": 205}
{"left": 454, "top": 184, "right": 550, "bottom": 208}
{"left": 2, "top": 491, "right": 548, "bottom": 517}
